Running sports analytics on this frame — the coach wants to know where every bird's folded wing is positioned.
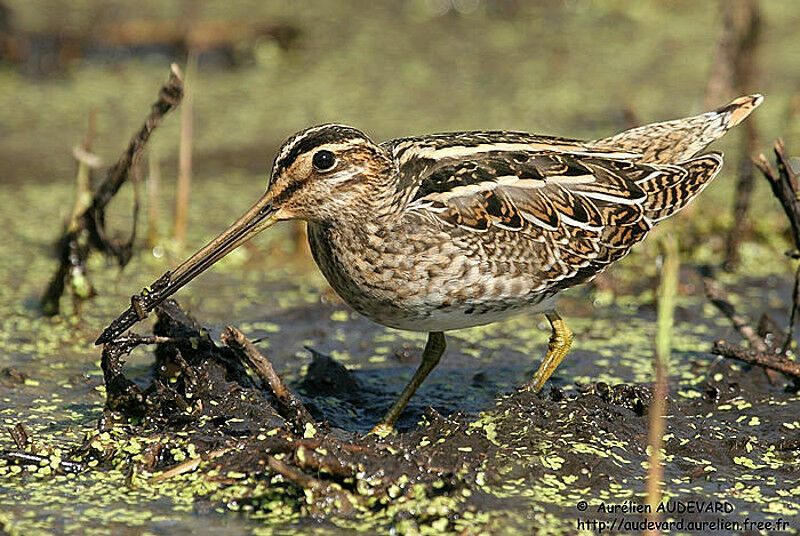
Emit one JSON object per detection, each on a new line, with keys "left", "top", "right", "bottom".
{"left": 401, "top": 144, "right": 705, "bottom": 285}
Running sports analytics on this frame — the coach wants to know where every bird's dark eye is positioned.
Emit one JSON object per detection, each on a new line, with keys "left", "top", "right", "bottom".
{"left": 312, "top": 150, "right": 336, "bottom": 172}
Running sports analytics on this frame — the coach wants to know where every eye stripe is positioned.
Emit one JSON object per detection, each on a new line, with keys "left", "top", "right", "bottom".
{"left": 271, "top": 179, "right": 305, "bottom": 206}
{"left": 273, "top": 124, "right": 368, "bottom": 176}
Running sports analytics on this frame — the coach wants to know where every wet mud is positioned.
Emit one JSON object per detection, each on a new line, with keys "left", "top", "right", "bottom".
{"left": 2, "top": 180, "right": 798, "bottom": 533}
{"left": 24, "top": 287, "right": 790, "bottom": 535}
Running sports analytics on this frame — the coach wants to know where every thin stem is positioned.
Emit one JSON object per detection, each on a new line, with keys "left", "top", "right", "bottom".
{"left": 645, "top": 234, "right": 678, "bottom": 535}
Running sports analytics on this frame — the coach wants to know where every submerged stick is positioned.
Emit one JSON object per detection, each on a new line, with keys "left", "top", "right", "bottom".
{"left": 0, "top": 450, "right": 85, "bottom": 474}
{"left": 41, "top": 65, "right": 184, "bottom": 316}
{"left": 150, "top": 447, "right": 229, "bottom": 483}
{"left": 703, "top": 278, "right": 768, "bottom": 353}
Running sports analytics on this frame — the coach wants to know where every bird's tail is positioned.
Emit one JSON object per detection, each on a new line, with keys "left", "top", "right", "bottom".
{"left": 638, "top": 152, "right": 724, "bottom": 222}
{"left": 590, "top": 94, "right": 764, "bottom": 164}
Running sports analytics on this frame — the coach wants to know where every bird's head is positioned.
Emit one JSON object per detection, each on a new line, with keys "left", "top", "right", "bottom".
{"left": 266, "top": 124, "right": 395, "bottom": 222}
{"left": 96, "top": 124, "right": 395, "bottom": 344}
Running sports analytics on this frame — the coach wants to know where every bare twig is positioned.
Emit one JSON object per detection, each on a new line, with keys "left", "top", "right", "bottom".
{"left": 41, "top": 64, "right": 184, "bottom": 315}
{"left": 711, "top": 341, "right": 800, "bottom": 380}
{"left": 703, "top": 278, "right": 768, "bottom": 353}
{"left": 754, "top": 140, "right": 800, "bottom": 354}
{"left": 87, "top": 63, "right": 184, "bottom": 259}
{"left": 221, "top": 326, "right": 315, "bottom": 427}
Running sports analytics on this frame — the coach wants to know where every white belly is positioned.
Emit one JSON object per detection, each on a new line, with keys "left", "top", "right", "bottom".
{"left": 358, "top": 294, "right": 558, "bottom": 332}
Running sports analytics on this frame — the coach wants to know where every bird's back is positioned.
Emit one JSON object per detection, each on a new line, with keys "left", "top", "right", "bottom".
{"left": 588, "top": 94, "right": 763, "bottom": 163}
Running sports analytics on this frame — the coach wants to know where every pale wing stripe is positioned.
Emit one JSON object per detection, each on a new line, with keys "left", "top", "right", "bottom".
{"left": 634, "top": 170, "right": 664, "bottom": 185}
{"left": 546, "top": 175, "right": 597, "bottom": 185}
{"left": 397, "top": 142, "right": 640, "bottom": 164}
{"left": 574, "top": 189, "right": 647, "bottom": 205}
{"left": 559, "top": 212, "right": 603, "bottom": 232}
{"left": 412, "top": 175, "right": 551, "bottom": 207}
{"left": 519, "top": 210, "right": 559, "bottom": 231}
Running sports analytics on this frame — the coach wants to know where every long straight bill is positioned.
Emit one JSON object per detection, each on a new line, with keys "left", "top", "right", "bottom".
{"left": 96, "top": 193, "right": 277, "bottom": 345}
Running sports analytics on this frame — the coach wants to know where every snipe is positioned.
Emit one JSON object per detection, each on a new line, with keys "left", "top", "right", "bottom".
{"left": 98, "top": 94, "right": 763, "bottom": 434}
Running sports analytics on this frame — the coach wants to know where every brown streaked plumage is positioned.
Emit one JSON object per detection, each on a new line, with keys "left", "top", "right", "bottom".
{"left": 97, "top": 94, "right": 763, "bottom": 434}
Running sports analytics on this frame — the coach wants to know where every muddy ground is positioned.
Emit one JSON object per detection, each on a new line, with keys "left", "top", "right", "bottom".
{"left": 2, "top": 235, "right": 799, "bottom": 534}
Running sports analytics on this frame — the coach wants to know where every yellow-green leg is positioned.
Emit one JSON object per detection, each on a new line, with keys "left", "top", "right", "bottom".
{"left": 372, "top": 331, "right": 446, "bottom": 436}
{"left": 526, "top": 311, "right": 574, "bottom": 392}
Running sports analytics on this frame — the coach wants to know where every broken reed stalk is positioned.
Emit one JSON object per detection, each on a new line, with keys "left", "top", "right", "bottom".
{"left": 711, "top": 0, "right": 761, "bottom": 271}
{"left": 147, "top": 150, "right": 161, "bottom": 248}
{"left": 645, "top": 234, "right": 678, "bottom": 535}
{"left": 60, "top": 111, "right": 102, "bottom": 307}
{"left": 172, "top": 50, "right": 197, "bottom": 249}
{"left": 68, "top": 109, "right": 98, "bottom": 232}
{"left": 41, "top": 64, "right": 184, "bottom": 315}
{"left": 754, "top": 139, "right": 800, "bottom": 353}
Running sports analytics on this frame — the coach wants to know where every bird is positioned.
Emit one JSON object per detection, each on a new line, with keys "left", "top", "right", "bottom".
{"left": 97, "top": 94, "right": 763, "bottom": 434}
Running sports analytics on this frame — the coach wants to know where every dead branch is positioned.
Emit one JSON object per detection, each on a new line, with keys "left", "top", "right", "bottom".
{"left": 754, "top": 140, "right": 800, "bottom": 252}
{"left": 754, "top": 139, "right": 800, "bottom": 353}
{"left": 711, "top": 341, "right": 800, "bottom": 381}
{"left": 41, "top": 64, "right": 184, "bottom": 316}
{"left": 222, "top": 325, "right": 315, "bottom": 428}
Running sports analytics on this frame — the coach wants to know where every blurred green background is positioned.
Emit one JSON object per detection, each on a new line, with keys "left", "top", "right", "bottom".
{"left": 2, "top": 0, "right": 798, "bottom": 187}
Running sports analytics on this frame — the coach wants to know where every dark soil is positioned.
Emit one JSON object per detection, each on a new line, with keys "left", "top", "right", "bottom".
{"left": 78, "top": 298, "right": 800, "bottom": 533}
